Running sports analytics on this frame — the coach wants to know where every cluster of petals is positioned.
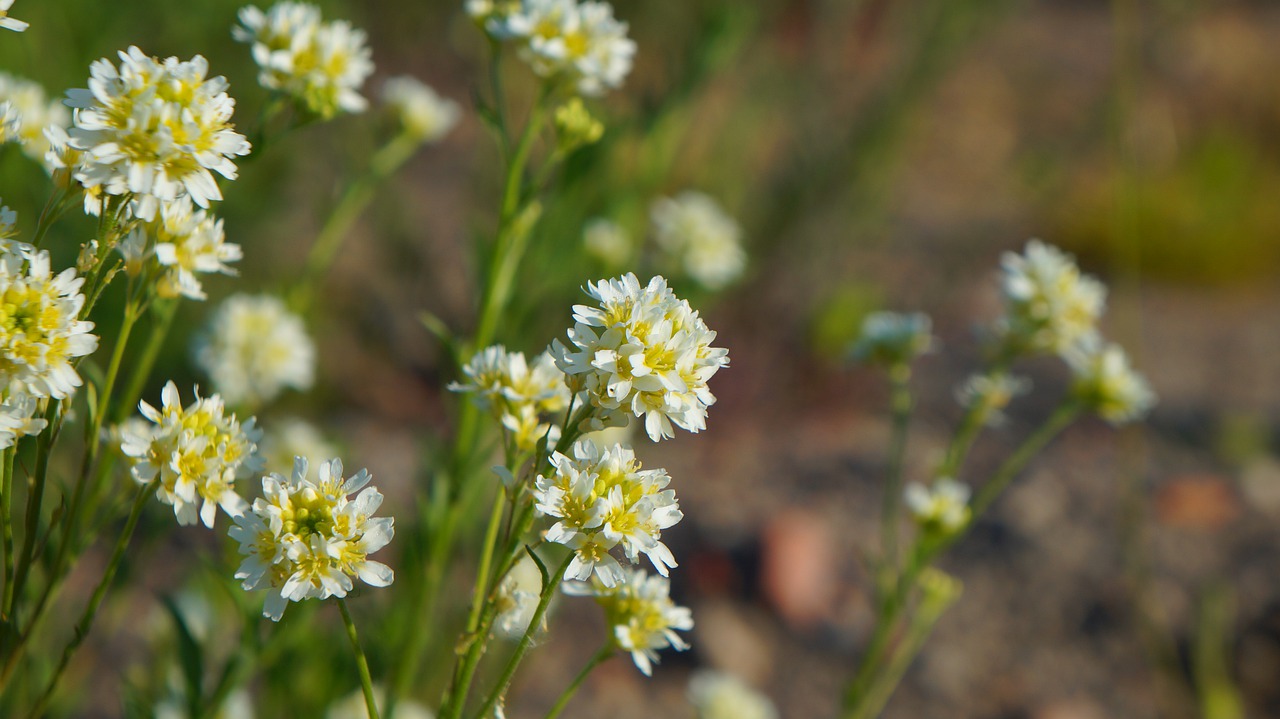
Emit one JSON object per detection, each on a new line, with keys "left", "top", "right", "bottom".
{"left": 553, "top": 273, "right": 728, "bottom": 442}
{"left": 650, "top": 192, "right": 746, "bottom": 291}
{"left": 194, "top": 293, "right": 315, "bottom": 408}
{"left": 0, "top": 390, "right": 45, "bottom": 450}
{"left": 121, "top": 381, "right": 263, "bottom": 528}
{"left": 0, "top": 245, "right": 98, "bottom": 400}
{"left": 234, "top": 2, "right": 374, "bottom": 118}
{"left": 0, "top": 72, "right": 69, "bottom": 166}
{"left": 65, "top": 47, "right": 251, "bottom": 222}
{"left": 380, "top": 76, "right": 460, "bottom": 144}
{"left": 850, "top": 311, "right": 936, "bottom": 368}
{"left": 688, "top": 671, "right": 780, "bottom": 719}
{"left": 954, "top": 372, "right": 1030, "bottom": 427}
{"left": 904, "top": 477, "right": 971, "bottom": 534}
{"left": 230, "top": 457, "right": 394, "bottom": 621}
{"left": 1066, "top": 341, "right": 1155, "bottom": 425}
{"left": 477, "top": 0, "right": 635, "bottom": 97}
{"left": 570, "top": 567, "right": 692, "bottom": 676}
{"left": 534, "top": 439, "right": 681, "bottom": 586}
{"left": 119, "top": 198, "right": 241, "bottom": 300}
{"left": 998, "top": 240, "right": 1106, "bottom": 357}
{"left": 453, "top": 345, "right": 569, "bottom": 451}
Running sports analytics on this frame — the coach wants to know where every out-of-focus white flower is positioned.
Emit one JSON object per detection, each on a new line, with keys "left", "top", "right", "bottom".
{"left": 0, "top": 246, "right": 99, "bottom": 399}
{"left": 195, "top": 293, "right": 315, "bottom": 408}
{"left": 259, "top": 417, "right": 337, "bottom": 476}
{"left": 583, "top": 217, "right": 630, "bottom": 267}
{"left": 65, "top": 47, "right": 251, "bottom": 222}
{"left": 120, "top": 381, "right": 262, "bottom": 527}
{"left": 553, "top": 273, "right": 729, "bottom": 441}
{"left": 0, "top": 73, "right": 69, "bottom": 165}
{"left": 0, "top": 390, "right": 46, "bottom": 449}
{"left": 575, "top": 568, "right": 692, "bottom": 676}
{"left": 234, "top": 3, "right": 374, "bottom": 118}
{"left": 452, "top": 345, "right": 568, "bottom": 452}
{"left": 650, "top": 192, "right": 746, "bottom": 290}
{"left": 998, "top": 240, "right": 1106, "bottom": 356}
{"left": 688, "top": 671, "right": 778, "bottom": 719}
{"left": 494, "top": 553, "right": 548, "bottom": 638}
{"left": 381, "top": 76, "right": 460, "bottom": 143}
{"left": 534, "top": 439, "right": 681, "bottom": 586}
{"left": 1066, "top": 341, "right": 1155, "bottom": 425}
{"left": 850, "top": 311, "right": 935, "bottom": 368}
{"left": 0, "top": 0, "right": 27, "bottom": 32}
{"left": 955, "top": 372, "right": 1030, "bottom": 427}
{"left": 493, "top": 0, "right": 635, "bottom": 96}
{"left": 904, "top": 477, "right": 971, "bottom": 534}
{"left": 156, "top": 688, "right": 255, "bottom": 719}
{"left": 0, "top": 201, "right": 21, "bottom": 246}
{"left": 230, "top": 457, "right": 394, "bottom": 621}
{"left": 326, "top": 684, "right": 433, "bottom": 719}
{"left": 126, "top": 199, "right": 241, "bottom": 300}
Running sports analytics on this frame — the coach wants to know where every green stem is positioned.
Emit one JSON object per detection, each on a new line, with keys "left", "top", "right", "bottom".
{"left": 544, "top": 643, "right": 613, "bottom": 719}
{"left": 26, "top": 480, "right": 156, "bottom": 718}
{"left": 338, "top": 598, "right": 382, "bottom": 719}
{"left": 466, "top": 488, "right": 510, "bottom": 639}
{"left": 880, "top": 366, "right": 912, "bottom": 572}
{"left": 1, "top": 446, "right": 14, "bottom": 622}
{"left": 30, "top": 185, "right": 72, "bottom": 249}
{"left": 471, "top": 553, "right": 572, "bottom": 719}
{"left": 8, "top": 400, "right": 61, "bottom": 621}
{"left": 293, "top": 132, "right": 421, "bottom": 312}
{"left": 115, "top": 299, "right": 178, "bottom": 424}
{"left": 969, "top": 402, "right": 1081, "bottom": 519}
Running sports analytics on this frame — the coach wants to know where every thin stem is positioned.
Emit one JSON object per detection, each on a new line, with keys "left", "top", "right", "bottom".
{"left": 338, "top": 598, "right": 382, "bottom": 719}
{"left": 115, "top": 298, "right": 178, "bottom": 424}
{"left": 880, "top": 366, "right": 913, "bottom": 571}
{"left": 26, "top": 480, "right": 156, "bottom": 717}
{"left": 969, "top": 402, "right": 1081, "bottom": 519}
{"left": 1, "top": 446, "right": 14, "bottom": 620}
{"left": 471, "top": 553, "right": 572, "bottom": 719}
{"left": 465, "top": 488, "right": 510, "bottom": 640}
{"left": 544, "top": 644, "right": 613, "bottom": 719}
{"left": 8, "top": 400, "right": 61, "bottom": 621}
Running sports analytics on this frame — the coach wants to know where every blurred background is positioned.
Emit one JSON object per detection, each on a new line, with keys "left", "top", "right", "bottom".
{"left": 4, "top": 0, "right": 1280, "bottom": 717}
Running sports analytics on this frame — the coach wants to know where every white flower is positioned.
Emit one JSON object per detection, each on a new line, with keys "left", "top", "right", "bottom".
{"left": 65, "top": 47, "right": 251, "bottom": 222}
{"left": 259, "top": 416, "right": 337, "bottom": 476}
{"left": 0, "top": 246, "right": 99, "bottom": 399}
{"left": 195, "top": 293, "right": 315, "bottom": 408}
{"left": 553, "top": 273, "right": 729, "bottom": 441}
{"left": 688, "top": 671, "right": 778, "bottom": 719}
{"left": 850, "top": 311, "right": 935, "bottom": 368}
{"left": 904, "top": 477, "right": 971, "bottom": 534}
{"left": 534, "top": 440, "right": 681, "bottom": 586}
{"left": 326, "top": 685, "right": 433, "bottom": 719}
{"left": 120, "top": 381, "right": 262, "bottom": 528}
{"left": 0, "top": 73, "right": 70, "bottom": 165}
{"left": 0, "top": 201, "right": 23, "bottom": 249}
{"left": 452, "top": 345, "right": 569, "bottom": 452}
{"left": 955, "top": 372, "right": 1030, "bottom": 427}
{"left": 230, "top": 457, "right": 394, "bottom": 621}
{"left": 494, "top": 553, "right": 548, "bottom": 638}
{"left": 1066, "top": 341, "right": 1155, "bottom": 425}
{"left": 583, "top": 217, "right": 630, "bottom": 267}
{"left": 381, "top": 76, "right": 460, "bottom": 143}
{"left": 0, "top": 0, "right": 27, "bottom": 32}
{"left": 999, "top": 240, "right": 1106, "bottom": 356}
{"left": 234, "top": 3, "right": 374, "bottom": 118}
{"left": 496, "top": 0, "right": 636, "bottom": 96}
{"left": 650, "top": 192, "right": 746, "bottom": 290}
{"left": 128, "top": 199, "right": 241, "bottom": 300}
{"left": 0, "top": 389, "right": 46, "bottom": 449}
{"left": 577, "top": 568, "right": 693, "bottom": 676}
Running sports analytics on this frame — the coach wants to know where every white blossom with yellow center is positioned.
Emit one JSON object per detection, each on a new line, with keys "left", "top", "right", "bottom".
{"left": 494, "top": 0, "right": 635, "bottom": 96}
{"left": 122, "top": 198, "right": 242, "bottom": 301}
{"left": 230, "top": 457, "right": 394, "bottom": 621}
{"left": 999, "top": 240, "right": 1106, "bottom": 356}
{"left": 121, "top": 381, "right": 263, "bottom": 528}
{"left": 380, "top": 76, "right": 460, "bottom": 144}
{"left": 0, "top": 246, "right": 98, "bottom": 400}
{"left": 0, "top": 72, "right": 70, "bottom": 166}
{"left": 0, "top": 0, "right": 27, "bottom": 32}
{"left": 453, "top": 344, "right": 569, "bottom": 451}
{"left": 904, "top": 477, "right": 971, "bottom": 534}
{"left": 194, "top": 293, "right": 315, "bottom": 408}
{"left": 1067, "top": 341, "right": 1155, "bottom": 425}
{"left": 571, "top": 568, "right": 692, "bottom": 676}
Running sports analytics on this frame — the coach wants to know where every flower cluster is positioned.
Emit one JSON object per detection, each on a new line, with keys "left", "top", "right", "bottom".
{"left": 230, "top": 457, "right": 394, "bottom": 621}
{"left": 120, "top": 382, "right": 263, "bottom": 528}
{"left": 0, "top": 72, "right": 69, "bottom": 165}
{"left": 234, "top": 2, "right": 374, "bottom": 118}
{"left": 474, "top": 0, "right": 636, "bottom": 97}
{"left": 650, "top": 191, "right": 746, "bottom": 290}
{"left": 582, "top": 217, "right": 630, "bottom": 267}
{"left": 553, "top": 273, "right": 729, "bottom": 441}
{"left": 65, "top": 47, "right": 251, "bottom": 222}
{"left": 955, "top": 372, "right": 1030, "bottom": 428}
{"left": 850, "top": 311, "right": 936, "bottom": 369}
{"left": 194, "top": 293, "right": 316, "bottom": 408}
{"left": 534, "top": 440, "right": 681, "bottom": 586}
{"left": 1066, "top": 342, "right": 1156, "bottom": 425}
{"left": 453, "top": 345, "right": 569, "bottom": 452}
{"left": 904, "top": 477, "right": 971, "bottom": 535}
{"left": 380, "top": 76, "right": 460, "bottom": 144}
{"left": 570, "top": 568, "right": 692, "bottom": 675}
{"left": 998, "top": 240, "right": 1106, "bottom": 357}
{"left": 688, "top": 671, "right": 779, "bottom": 719}
{"left": 117, "top": 199, "right": 242, "bottom": 300}
{"left": 0, "top": 245, "right": 99, "bottom": 401}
